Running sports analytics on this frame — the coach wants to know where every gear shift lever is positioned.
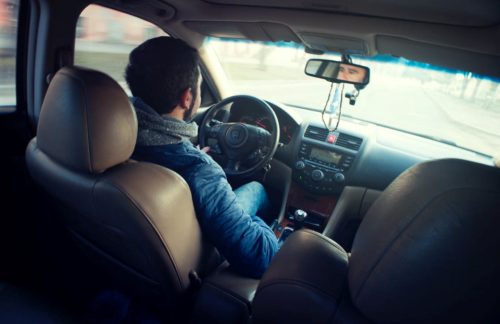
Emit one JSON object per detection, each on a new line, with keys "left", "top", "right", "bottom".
{"left": 294, "top": 209, "right": 307, "bottom": 231}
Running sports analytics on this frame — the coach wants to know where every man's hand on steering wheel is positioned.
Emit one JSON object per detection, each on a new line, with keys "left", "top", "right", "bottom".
{"left": 199, "top": 95, "right": 280, "bottom": 177}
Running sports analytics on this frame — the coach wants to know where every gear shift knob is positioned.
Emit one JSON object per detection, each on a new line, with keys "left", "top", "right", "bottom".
{"left": 294, "top": 209, "right": 307, "bottom": 231}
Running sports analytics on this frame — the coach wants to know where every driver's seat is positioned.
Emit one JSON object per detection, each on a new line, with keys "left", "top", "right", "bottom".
{"left": 25, "top": 66, "right": 219, "bottom": 313}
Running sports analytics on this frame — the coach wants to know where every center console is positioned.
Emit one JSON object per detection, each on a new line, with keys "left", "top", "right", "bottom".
{"left": 274, "top": 181, "right": 339, "bottom": 243}
{"left": 274, "top": 124, "right": 365, "bottom": 245}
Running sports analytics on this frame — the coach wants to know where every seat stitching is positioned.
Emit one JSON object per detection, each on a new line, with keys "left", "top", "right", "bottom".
{"left": 139, "top": 162, "right": 191, "bottom": 192}
{"left": 303, "top": 230, "right": 347, "bottom": 254}
{"left": 96, "top": 177, "right": 185, "bottom": 291}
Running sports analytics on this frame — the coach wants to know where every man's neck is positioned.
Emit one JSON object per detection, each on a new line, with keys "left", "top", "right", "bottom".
{"left": 164, "top": 105, "right": 185, "bottom": 121}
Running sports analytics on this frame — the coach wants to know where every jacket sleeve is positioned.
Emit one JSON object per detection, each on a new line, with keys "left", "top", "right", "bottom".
{"left": 187, "top": 161, "right": 278, "bottom": 279}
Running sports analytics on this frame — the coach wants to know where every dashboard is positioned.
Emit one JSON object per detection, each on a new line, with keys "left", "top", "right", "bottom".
{"left": 208, "top": 99, "right": 495, "bottom": 195}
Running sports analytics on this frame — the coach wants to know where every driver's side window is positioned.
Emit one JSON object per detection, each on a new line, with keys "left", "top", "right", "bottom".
{"left": 75, "top": 4, "right": 216, "bottom": 106}
{"left": 74, "top": 5, "right": 168, "bottom": 96}
{"left": 75, "top": 5, "right": 169, "bottom": 95}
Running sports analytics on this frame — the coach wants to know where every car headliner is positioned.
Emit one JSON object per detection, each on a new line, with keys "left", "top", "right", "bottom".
{"left": 86, "top": 0, "right": 500, "bottom": 78}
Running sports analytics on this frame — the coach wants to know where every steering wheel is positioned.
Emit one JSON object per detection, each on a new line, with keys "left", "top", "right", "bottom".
{"left": 199, "top": 95, "right": 280, "bottom": 177}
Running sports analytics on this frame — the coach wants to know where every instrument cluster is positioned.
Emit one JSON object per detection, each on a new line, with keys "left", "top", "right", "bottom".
{"left": 236, "top": 114, "right": 295, "bottom": 145}
{"left": 238, "top": 114, "right": 273, "bottom": 132}
{"left": 229, "top": 101, "right": 297, "bottom": 145}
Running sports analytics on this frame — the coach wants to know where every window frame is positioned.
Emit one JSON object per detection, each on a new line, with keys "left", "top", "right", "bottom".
{"left": 0, "top": 0, "right": 22, "bottom": 113}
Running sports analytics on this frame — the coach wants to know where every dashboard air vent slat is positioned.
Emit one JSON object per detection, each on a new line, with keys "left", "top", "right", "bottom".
{"left": 304, "top": 126, "right": 329, "bottom": 142}
{"left": 210, "top": 110, "right": 226, "bottom": 126}
{"left": 336, "top": 133, "right": 363, "bottom": 151}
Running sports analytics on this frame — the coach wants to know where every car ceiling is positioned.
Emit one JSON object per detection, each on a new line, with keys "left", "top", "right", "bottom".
{"left": 16, "top": 1, "right": 462, "bottom": 83}
{"left": 91, "top": 0, "right": 500, "bottom": 77}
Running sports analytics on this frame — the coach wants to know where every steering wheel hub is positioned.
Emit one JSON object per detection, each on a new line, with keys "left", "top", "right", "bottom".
{"left": 225, "top": 124, "right": 249, "bottom": 148}
{"left": 199, "top": 95, "right": 280, "bottom": 177}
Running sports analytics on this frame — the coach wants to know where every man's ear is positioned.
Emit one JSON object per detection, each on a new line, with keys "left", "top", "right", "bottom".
{"left": 179, "top": 87, "right": 192, "bottom": 110}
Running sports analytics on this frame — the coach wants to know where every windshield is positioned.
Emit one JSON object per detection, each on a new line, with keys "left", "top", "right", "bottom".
{"left": 208, "top": 38, "right": 500, "bottom": 157}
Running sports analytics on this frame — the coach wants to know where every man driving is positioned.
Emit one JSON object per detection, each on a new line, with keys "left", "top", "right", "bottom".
{"left": 337, "top": 63, "right": 367, "bottom": 83}
{"left": 125, "top": 36, "right": 278, "bottom": 279}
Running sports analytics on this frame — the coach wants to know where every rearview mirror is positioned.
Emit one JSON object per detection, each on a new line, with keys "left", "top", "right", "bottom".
{"left": 305, "top": 59, "right": 370, "bottom": 86}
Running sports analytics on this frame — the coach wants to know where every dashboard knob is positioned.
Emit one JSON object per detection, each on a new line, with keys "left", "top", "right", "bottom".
{"left": 311, "top": 170, "right": 324, "bottom": 181}
{"left": 295, "top": 161, "right": 305, "bottom": 170}
{"left": 334, "top": 173, "right": 345, "bottom": 183}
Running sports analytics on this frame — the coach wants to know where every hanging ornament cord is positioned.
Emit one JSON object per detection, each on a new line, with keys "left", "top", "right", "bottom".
{"left": 321, "top": 82, "right": 344, "bottom": 132}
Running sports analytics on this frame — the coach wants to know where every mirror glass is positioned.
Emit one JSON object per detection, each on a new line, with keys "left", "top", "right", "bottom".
{"left": 305, "top": 59, "right": 370, "bottom": 86}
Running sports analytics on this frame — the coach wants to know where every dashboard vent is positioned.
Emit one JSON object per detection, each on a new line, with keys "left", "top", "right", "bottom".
{"left": 304, "top": 126, "right": 329, "bottom": 141}
{"left": 336, "top": 133, "right": 363, "bottom": 151}
{"left": 210, "top": 109, "right": 226, "bottom": 126}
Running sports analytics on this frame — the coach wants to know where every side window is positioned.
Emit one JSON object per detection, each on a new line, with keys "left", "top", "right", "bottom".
{"left": 0, "top": 0, "right": 19, "bottom": 107}
{"left": 75, "top": 4, "right": 168, "bottom": 95}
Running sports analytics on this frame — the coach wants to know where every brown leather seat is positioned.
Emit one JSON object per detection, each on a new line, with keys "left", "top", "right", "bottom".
{"left": 252, "top": 158, "right": 500, "bottom": 324}
{"left": 25, "top": 66, "right": 219, "bottom": 313}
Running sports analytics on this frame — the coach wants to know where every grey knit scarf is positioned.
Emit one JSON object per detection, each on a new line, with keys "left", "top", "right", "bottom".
{"left": 132, "top": 97, "right": 198, "bottom": 146}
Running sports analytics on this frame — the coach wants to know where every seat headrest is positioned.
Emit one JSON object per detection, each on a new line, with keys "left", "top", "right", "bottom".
{"left": 37, "top": 66, "right": 137, "bottom": 173}
{"left": 349, "top": 159, "right": 500, "bottom": 323}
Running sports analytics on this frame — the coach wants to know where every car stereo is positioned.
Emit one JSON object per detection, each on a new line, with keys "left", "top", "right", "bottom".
{"left": 293, "top": 142, "right": 355, "bottom": 194}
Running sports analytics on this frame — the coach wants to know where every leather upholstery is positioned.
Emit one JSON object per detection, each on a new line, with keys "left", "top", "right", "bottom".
{"left": 252, "top": 230, "right": 349, "bottom": 324}
{"left": 0, "top": 283, "right": 83, "bottom": 323}
{"left": 252, "top": 159, "right": 500, "bottom": 324}
{"left": 26, "top": 66, "right": 219, "bottom": 305}
{"left": 349, "top": 158, "right": 500, "bottom": 323}
{"left": 192, "top": 262, "right": 260, "bottom": 324}
{"left": 37, "top": 66, "right": 137, "bottom": 173}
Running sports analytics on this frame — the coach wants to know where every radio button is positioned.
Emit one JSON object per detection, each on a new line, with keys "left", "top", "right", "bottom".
{"left": 295, "top": 161, "right": 306, "bottom": 170}
{"left": 334, "top": 173, "right": 345, "bottom": 183}
{"left": 311, "top": 170, "right": 325, "bottom": 182}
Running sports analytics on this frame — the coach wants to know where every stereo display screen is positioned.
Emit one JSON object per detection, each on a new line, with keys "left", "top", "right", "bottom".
{"left": 310, "top": 148, "right": 342, "bottom": 164}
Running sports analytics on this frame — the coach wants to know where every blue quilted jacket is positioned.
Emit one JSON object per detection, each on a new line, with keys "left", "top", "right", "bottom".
{"left": 131, "top": 141, "right": 278, "bottom": 278}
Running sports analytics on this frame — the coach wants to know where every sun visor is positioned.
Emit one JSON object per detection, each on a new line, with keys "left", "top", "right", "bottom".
{"left": 183, "top": 21, "right": 301, "bottom": 43}
{"left": 300, "top": 34, "right": 369, "bottom": 56}
{"left": 377, "top": 36, "right": 500, "bottom": 78}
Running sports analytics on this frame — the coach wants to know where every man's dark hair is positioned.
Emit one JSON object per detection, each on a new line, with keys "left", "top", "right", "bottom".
{"left": 125, "top": 37, "right": 200, "bottom": 115}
